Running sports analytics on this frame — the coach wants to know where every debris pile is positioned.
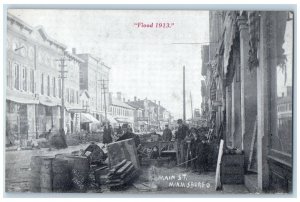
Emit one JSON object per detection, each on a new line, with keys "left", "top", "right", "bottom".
{"left": 106, "top": 159, "right": 139, "bottom": 188}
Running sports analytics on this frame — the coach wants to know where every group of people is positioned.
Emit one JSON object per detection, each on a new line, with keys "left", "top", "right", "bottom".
{"left": 161, "top": 119, "right": 218, "bottom": 173}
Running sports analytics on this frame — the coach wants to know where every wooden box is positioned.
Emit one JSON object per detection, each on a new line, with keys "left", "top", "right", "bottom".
{"left": 221, "top": 153, "right": 244, "bottom": 184}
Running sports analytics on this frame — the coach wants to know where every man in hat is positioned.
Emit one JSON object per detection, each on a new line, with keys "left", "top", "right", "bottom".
{"left": 175, "top": 119, "right": 189, "bottom": 165}
{"left": 162, "top": 124, "right": 172, "bottom": 142}
{"left": 117, "top": 124, "right": 141, "bottom": 148}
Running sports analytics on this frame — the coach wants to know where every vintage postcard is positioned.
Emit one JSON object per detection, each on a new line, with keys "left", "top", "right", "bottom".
{"left": 4, "top": 8, "right": 295, "bottom": 195}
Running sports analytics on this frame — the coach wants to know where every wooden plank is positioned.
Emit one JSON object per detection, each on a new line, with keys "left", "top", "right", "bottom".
{"left": 215, "top": 139, "right": 224, "bottom": 190}
{"left": 247, "top": 117, "right": 257, "bottom": 171}
{"left": 116, "top": 161, "right": 132, "bottom": 175}
{"left": 113, "top": 160, "right": 127, "bottom": 171}
{"left": 107, "top": 138, "right": 140, "bottom": 169}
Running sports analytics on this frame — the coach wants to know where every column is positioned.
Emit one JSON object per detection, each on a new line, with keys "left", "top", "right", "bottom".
{"left": 256, "top": 12, "right": 270, "bottom": 191}
{"left": 237, "top": 15, "right": 258, "bottom": 167}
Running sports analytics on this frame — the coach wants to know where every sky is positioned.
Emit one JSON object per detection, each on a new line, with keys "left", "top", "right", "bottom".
{"left": 9, "top": 9, "right": 209, "bottom": 119}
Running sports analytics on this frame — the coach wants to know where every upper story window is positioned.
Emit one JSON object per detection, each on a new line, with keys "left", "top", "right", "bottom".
{"left": 41, "top": 73, "right": 44, "bottom": 95}
{"left": 47, "top": 75, "right": 50, "bottom": 96}
{"left": 14, "top": 63, "right": 20, "bottom": 90}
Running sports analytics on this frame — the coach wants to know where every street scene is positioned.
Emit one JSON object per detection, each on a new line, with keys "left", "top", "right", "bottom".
{"left": 5, "top": 9, "right": 293, "bottom": 195}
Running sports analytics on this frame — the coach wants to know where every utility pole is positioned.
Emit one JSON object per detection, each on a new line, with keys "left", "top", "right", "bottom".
{"left": 190, "top": 91, "right": 194, "bottom": 124}
{"left": 100, "top": 79, "right": 109, "bottom": 127}
{"left": 183, "top": 66, "right": 186, "bottom": 122}
{"left": 57, "top": 55, "right": 69, "bottom": 130}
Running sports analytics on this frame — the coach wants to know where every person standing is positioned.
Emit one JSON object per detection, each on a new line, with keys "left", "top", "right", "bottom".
{"left": 103, "top": 124, "right": 112, "bottom": 145}
{"left": 162, "top": 124, "right": 172, "bottom": 141}
{"left": 175, "top": 119, "right": 189, "bottom": 165}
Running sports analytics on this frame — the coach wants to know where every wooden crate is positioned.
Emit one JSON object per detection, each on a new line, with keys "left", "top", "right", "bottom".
{"left": 221, "top": 153, "right": 244, "bottom": 184}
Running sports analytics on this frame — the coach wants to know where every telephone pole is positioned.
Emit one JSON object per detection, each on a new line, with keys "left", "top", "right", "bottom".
{"left": 190, "top": 91, "right": 194, "bottom": 122}
{"left": 57, "top": 55, "right": 69, "bottom": 130}
{"left": 100, "top": 79, "right": 109, "bottom": 126}
{"left": 183, "top": 66, "right": 186, "bottom": 122}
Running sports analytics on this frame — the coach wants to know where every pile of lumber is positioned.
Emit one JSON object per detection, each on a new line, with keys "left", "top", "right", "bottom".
{"left": 107, "top": 159, "right": 139, "bottom": 188}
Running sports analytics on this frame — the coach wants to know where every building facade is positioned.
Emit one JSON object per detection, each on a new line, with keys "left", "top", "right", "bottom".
{"left": 76, "top": 52, "right": 110, "bottom": 122}
{"left": 127, "top": 97, "right": 173, "bottom": 132}
{"left": 6, "top": 13, "right": 82, "bottom": 146}
{"left": 202, "top": 11, "right": 294, "bottom": 193}
{"left": 109, "top": 92, "right": 135, "bottom": 129}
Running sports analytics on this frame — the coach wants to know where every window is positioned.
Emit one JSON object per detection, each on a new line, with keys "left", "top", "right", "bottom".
{"left": 71, "top": 89, "right": 75, "bottom": 103}
{"left": 41, "top": 73, "right": 44, "bottom": 94}
{"left": 47, "top": 75, "right": 50, "bottom": 96}
{"left": 270, "top": 12, "right": 293, "bottom": 158}
{"left": 7, "top": 61, "right": 12, "bottom": 88}
{"left": 22, "top": 67, "right": 27, "bottom": 91}
{"left": 14, "top": 63, "right": 20, "bottom": 90}
{"left": 53, "top": 77, "right": 56, "bottom": 97}
{"left": 58, "top": 78, "right": 62, "bottom": 98}
{"left": 30, "top": 69, "right": 34, "bottom": 93}
{"left": 76, "top": 91, "right": 79, "bottom": 104}
{"left": 67, "top": 88, "right": 70, "bottom": 103}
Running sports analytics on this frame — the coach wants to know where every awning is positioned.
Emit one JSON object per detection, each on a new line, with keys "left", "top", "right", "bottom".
{"left": 6, "top": 90, "right": 39, "bottom": 104}
{"left": 80, "top": 113, "right": 100, "bottom": 123}
{"left": 100, "top": 113, "right": 118, "bottom": 124}
{"left": 39, "top": 95, "right": 61, "bottom": 107}
{"left": 138, "top": 121, "right": 148, "bottom": 125}
{"left": 115, "top": 117, "right": 133, "bottom": 124}
{"left": 6, "top": 95, "right": 39, "bottom": 104}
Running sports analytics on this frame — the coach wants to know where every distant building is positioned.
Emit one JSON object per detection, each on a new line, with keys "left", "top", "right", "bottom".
{"left": 76, "top": 52, "right": 110, "bottom": 121}
{"left": 108, "top": 92, "right": 134, "bottom": 129}
{"left": 127, "top": 97, "right": 173, "bottom": 132}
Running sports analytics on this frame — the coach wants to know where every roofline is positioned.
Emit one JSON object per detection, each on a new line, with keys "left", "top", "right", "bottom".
{"left": 7, "top": 12, "right": 33, "bottom": 33}
{"left": 65, "top": 51, "right": 85, "bottom": 63}
{"left": 36, "top": 26, "right": 67, "bottom": 50}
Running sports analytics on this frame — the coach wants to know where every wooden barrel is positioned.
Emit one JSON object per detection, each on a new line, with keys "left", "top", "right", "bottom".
{"left": 30, "top": 156, "right": 47, "bottom": 192}
{"left": 55, "top": 154, "right": 76, "bottom": 170}
{"left": 52, "top": 158, "right": 71, "bottom": 192}
{"left": 70, "top": 156, "right": 90, "bottom": 192}
{"left": 40, "top": 157, "right": 54, "bottom": 192}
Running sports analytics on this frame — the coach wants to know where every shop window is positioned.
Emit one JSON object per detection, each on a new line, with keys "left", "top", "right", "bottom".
{"left": 270, "top": 12, "right": 293, "bottom": 159}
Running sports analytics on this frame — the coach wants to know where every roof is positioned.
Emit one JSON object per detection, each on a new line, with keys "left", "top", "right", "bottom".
{"left": 80, "top": 90, "right": 90, "bottom": 98}
{"left": 127, "top": 100, "right": 145, "bottom": 109}
{"left": 126, "top": 102, "right": 144, "bottom": 110}
{"left": 65, "top": 51, "right": 85, "bottom": 63}
{"left": 111, "top": 98, "right": 135, "bottom": 109}
{"left": 7, "top": 13, "right": 67, "bottom": 50}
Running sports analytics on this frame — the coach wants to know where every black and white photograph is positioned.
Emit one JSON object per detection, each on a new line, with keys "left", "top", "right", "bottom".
{"left": 2, "top": 5, "right": 296, "bottom": 196}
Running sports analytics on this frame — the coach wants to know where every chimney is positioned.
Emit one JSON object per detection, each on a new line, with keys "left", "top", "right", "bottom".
{"left": 72, "top": 48, "right": 76, "bottom": 54}
{"left": 123, "top": 98, "right": 125, "bottom": 102}
{"left": 138, "top": 99, "right": 140, "bottom": 101}
{"left": 117, "top": 92, "right": 122, "bottom": 101}
{"left": 158, "top": 101, "right": 160, "bottom": 106}
{"left": 128, "top": 99, "right": 130, "bottom": 102}
{"left": 134, "top": 96, "right": 137, "bottom": 101}
{"left": 154, "top": 100, "right": 156, "bottom": 104}
{"left": 282, "top": 92, "right": 284, "bottom": 97}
